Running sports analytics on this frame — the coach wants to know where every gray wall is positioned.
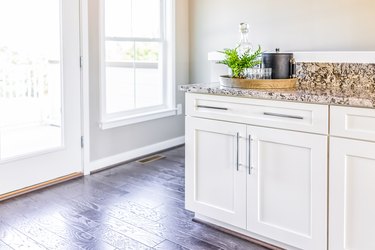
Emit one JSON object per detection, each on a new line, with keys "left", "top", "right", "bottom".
{"left": 189, "top": 0, "right": 375, "bottom": 83}
{"left": 88, "top": 0, "right": 189, "bottom": 161}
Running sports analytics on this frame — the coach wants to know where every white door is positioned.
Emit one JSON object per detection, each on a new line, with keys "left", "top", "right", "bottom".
{"left": 0, "top": 0, "right": 82, "bottom": 195}
{"left": 330, "top": 137, "right": 375, "bottom": 250}
{"left": 247, "top": 126, "right": 327, "bottom": 250}
{"left": 185, "top": 117, "right": 247, "bottom": 229}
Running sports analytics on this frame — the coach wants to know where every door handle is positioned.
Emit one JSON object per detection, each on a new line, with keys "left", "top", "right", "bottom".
{"left": 248, "top": 134, "right": 253, "bottom": 175}
{"left": 263, "top": 112, "right": 304, "bottom": 120}
{"left": 236, "top": 132, "right": 239, "bottom": 171}
{"left": 197, "top": 105, "right": 228, "bottom": 111}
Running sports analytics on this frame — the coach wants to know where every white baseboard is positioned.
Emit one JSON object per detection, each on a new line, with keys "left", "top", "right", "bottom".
{"left": 89, "top": 136, "right": 185, "bottom": 173}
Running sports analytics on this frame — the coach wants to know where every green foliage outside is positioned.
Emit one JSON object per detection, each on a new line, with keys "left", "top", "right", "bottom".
{"left": 113, "top": 47, "right": 158, "bottom": 61}
{"left": 107, "top": 43, "right": 159, "bottom": 62}
{"left": 217, "top": 46, "right": 262, "bottom": 78}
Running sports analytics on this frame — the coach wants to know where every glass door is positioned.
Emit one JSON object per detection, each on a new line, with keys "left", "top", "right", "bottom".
{"left": 0, "top": 0, "right": 82, "bottom": 195}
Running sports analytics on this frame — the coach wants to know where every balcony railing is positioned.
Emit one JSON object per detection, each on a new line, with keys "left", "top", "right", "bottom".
{"left": 0, "top": 60, "right": 61, "bottom": 128}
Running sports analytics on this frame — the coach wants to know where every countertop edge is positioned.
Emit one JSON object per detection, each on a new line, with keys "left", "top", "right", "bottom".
{"left": 179, "top": 84, "right": 375, "bottom": 109}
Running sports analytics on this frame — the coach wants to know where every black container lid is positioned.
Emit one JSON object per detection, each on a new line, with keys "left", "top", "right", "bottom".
{"left": 262, "top": 48, "right": 293, "bottom": 56}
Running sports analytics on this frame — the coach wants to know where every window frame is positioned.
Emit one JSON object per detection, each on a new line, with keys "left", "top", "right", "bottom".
{"left": 99, "top": 0, "right": 176, "bottom": 130}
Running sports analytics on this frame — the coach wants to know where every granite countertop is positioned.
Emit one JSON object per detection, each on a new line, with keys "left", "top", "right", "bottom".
{"left": 179, "top": 82, "right": 375, "bottom": 108}
{"left": 181, "top": 62, "right": 375, "bottom": 108}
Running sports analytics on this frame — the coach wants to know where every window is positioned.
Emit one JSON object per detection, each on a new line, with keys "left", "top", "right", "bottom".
{"left": 100, "top": 0, "right": 176, "bottom": 129}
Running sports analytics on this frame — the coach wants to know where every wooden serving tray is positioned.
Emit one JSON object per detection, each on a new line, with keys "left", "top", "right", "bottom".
{"left": 219, "top": 76, "right": 297, "bottom": 89}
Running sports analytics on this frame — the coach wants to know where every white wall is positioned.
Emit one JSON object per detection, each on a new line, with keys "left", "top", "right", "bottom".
{"left": 189, "top": 0, "right": 375, "bottom": 82}
{"left": 88, "top": 0, "right": 189, "bottom": 163}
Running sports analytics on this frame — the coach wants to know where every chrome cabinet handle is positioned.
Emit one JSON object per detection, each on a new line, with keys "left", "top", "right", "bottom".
{"left": 197, "top": 105, "right": 228, "bottom": 111}
{"left": 263, "top": 112, "right": 304, "bottom": 120}
{"left": 236, "top": 133, "right": 239, "bottom": 171}
{"left": 248, "top": 134, "right": 252, "bottom": 175}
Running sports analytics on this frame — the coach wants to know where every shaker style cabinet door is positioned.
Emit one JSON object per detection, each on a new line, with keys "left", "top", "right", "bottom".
{"left": 185, "top": 117, "right": 247, "bottom": 229}
{"left": 330, "top": 137, "right": 375, "bottom": 250}
{"left": 246, "top": 126, "right": 327, "bottom": 250}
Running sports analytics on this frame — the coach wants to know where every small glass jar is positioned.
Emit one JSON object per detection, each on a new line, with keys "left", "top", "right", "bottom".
{"left": 246, "top": 68, "right": 272, "bottom": 79}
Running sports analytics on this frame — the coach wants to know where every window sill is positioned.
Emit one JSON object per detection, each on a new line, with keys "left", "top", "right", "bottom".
{"left": 99, "top": 108, "right": 177, "bottom": 130}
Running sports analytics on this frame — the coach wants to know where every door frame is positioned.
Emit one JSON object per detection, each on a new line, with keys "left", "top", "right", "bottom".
{"left": 80, "top": 0, "right": 91, "bottom": 175}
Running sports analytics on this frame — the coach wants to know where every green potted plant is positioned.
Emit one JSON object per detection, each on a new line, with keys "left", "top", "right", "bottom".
{"left": 217, "top": 46, "right": 262, "bottom": 78}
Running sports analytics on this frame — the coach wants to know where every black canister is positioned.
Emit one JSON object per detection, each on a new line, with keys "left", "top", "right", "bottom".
{"left": 262, "top": 48, "right": 295, "bottom": 79}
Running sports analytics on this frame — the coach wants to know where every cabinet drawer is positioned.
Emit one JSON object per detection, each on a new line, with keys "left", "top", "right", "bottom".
{"left": 186, "top": 93, "right": 329, "bottom": 134}
{"left": 331, "top": 105, "right": 375, "bottom": 142}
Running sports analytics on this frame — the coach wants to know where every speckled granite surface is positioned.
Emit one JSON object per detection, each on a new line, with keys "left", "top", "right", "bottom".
{"left": 297, "top": 63, "right": 375, "bottom": 88}
{"left": 180, "top": 83, "right": 375, "bottom": 108}
{"left": 180, "top": 63, "right": 375, "bottom": 108}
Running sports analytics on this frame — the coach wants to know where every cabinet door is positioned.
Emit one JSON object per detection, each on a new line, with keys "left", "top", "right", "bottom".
{"left": 247, "top": 126, "right": 327, "bottom": 250}
{"left": 330, "top": 138, "right": 375, "bottom": 250}
{"left": 185, "top": 117, "right": 247, "bottom": 229}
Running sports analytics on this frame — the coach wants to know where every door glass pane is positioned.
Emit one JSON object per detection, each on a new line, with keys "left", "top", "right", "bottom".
{"left": 0, "top": 0, "right": 62, "bottom": 160}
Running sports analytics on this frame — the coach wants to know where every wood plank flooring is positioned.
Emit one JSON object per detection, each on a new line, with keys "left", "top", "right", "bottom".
{"left": 0, "top": 146, "right": 269, "bottom": 250}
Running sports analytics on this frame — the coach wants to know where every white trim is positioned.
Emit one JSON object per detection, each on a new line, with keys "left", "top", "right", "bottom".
{"left": 105, "top": 37, "right": 163, "bottom": 42}
{"left": 99, "top": 108, "right": 177, "bottom": 130}
{"left": 99, "top": 0, "right": 106, "bottom": 129}
{"left": 292, "top": 51, "right": 375, "bottom": 63}
{"left": 89, "top": 136, "right": 185, "bottom": 172}
{"left": 166, "top": 0, "right": 176, "bottom": 114}
{"left": 80, "top": 0, "right": 91, "bottom": 175}
{"left": 106, "top": 61, "right": 158, "bottom": 68}
{"left": 208, "top": 51, "right": 375, "bottom": 63}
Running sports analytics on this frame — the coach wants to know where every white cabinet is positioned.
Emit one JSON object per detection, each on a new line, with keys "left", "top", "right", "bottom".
{"left": 329, "top": 106, "right": 375, "bottom": 250}
{"left": 185, "top": 94, "right": 375, "bottom": 250}
{"left": 185, "top": 105, "right": 328, "bottom": 249}
{"left": 247, "top": 126, "right": 327, "bottom": 250}
{"left": 185, "top": 116, "right": 247, "bottom": 229}
{"left": 329, "top": 137, "right": 375, "bottom": 250}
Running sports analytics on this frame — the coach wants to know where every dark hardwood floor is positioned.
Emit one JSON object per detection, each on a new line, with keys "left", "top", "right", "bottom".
{"left": 0, "top": 146, "right": 268, "bottom": 250}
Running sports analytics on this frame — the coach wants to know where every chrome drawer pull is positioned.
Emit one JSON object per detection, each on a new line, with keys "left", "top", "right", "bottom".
{"left": 196, "top": 105, "right": 228, "bottom": 111}
{"left": 236, "top": 133, "right": 239, "bottom": 171}
{"left": 248, "top": 134, "right": 252, "bottom": 175}
{"left": 263, "top": 112, "right": 304, "bottom": 120}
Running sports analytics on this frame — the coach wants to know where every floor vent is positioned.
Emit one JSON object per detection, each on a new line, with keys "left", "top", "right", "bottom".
{"left": 137, "top": 154, "right": 165, "bottom": 164}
